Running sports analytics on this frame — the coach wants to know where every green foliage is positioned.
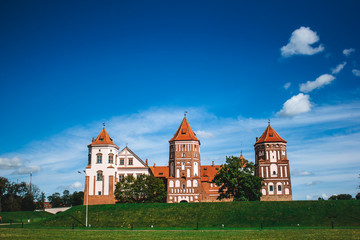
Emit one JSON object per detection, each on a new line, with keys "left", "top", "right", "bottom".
{"left": 0, "top": 177, "right": 41, "bottom": 212}
{"left": 212, "top": 156, "right": 263, "bottom": 201}
{"left": 329, "top": 194, "right": 353, "bottom": 200}
{"left": 70, "top": 191, "right": 84, "bottom": 206}
{"left": 48, "top": 192, "right": 62, "bottom": 207}
{"left": 114, "top": 174, "right": 166, "bottom": 203}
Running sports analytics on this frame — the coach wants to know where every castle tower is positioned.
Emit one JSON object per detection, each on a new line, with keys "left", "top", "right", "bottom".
{"left": 254, "top": 124, "right": 292, "bottom": 201}
{"left": 167, "top": 116, "right": 202, "bottom": 203}
{"left": 84, "top": 127, "right": 119, "bottom": 205}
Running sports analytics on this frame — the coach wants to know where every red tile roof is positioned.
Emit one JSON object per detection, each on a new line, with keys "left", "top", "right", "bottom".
{"left": 150, "top": 166, "right": 169, "bottom": 178}
{"left": 256, "top": 125, "right": 287, "bottom": 144}
{"left": 201, "top": 165, "right": 221, "bottom": 182}
{"left": 90, "top": 128, "right": 118, "bottom": 146}
{"left": 169, "top": 117, "right": 199, "bottom": 142}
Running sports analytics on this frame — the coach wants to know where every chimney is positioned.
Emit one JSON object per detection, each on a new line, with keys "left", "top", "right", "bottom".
{"left": 92, "top": 137, "right": 94, "bottom": 142}
{"left": 212, "top": 161, "right": 214, "bottom": 166}
{"left": 256, "top": 137, "right": 259, "bottom": 142}
{"left": 153, "top": 163, "right": 156, "bottom": 167}
{"left": 146, "top": 159, "right": 148, "bottom": 166}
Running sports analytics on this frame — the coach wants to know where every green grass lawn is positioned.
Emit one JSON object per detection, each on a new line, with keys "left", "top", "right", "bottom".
{"left": 0, "top": 228, "right": 359, "bottom": 240}
{"left": 38, "top": 200, "right": 360, "bottom": 229}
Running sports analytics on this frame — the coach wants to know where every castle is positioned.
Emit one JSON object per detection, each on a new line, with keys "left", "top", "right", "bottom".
{"left": 83, "top": 116, "right": 292, "bottom": 205}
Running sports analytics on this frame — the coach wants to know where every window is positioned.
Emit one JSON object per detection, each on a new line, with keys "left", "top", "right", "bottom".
{"left": 128, "top": 158, "right": 133, "bottom": 165}
{"left": 96, "top": 154, "right": 102, "bottom": 164}
{"left": 159, "top": 173, "right": 163, "bottom": 175}
{"left": 278, "top": 185, "right": 282, "bottom": 191}
{"left": 108, "top": 155, "right": 113, "bottom": 164}
{"left": 97, "top": 171, "right": 103, "bottom": 181}
{"left": 195, "top": 153, "right": 197, "bottom": 157}
{"left": 98, "top": 191, "right": 101, "bottom": 195}
{"left": 119, "top": 174, "right": 124, "bottom": 181}
{"left": 269, "top": 185, "right": 274, "bottom": 191}
{"left": 120, "top": 158, "right": 124, "bottom": 165}
{"left": 273, "top": 171, "right": 276, "bottom": 175}
{"left": 182, "top": 184, "right": 185, "bottom": 189}
{"left": 182, "top": 153, "right": 185, "bottom": 157}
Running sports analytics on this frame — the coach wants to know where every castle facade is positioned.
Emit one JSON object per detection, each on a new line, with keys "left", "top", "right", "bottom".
{"left": 83, "top": 117, "right": 292, "bottom": 205}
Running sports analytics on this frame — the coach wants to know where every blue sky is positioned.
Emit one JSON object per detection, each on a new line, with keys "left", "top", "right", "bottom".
{"left": 0, "top": 0, "right": 359, "bottom": 200}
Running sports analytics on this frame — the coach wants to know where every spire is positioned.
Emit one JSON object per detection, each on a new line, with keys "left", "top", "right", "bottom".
{"left": 90, "top": 127, "right": 117, "bottom": 146}
{"left": 256, "top": 124, "right": 287, "bottom": 144}
{"left": 169, "top": 117, "right": 199, "bottom": 142}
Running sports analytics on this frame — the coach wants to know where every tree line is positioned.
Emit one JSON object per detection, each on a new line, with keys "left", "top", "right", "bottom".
{"left": 0, "top": 176, "right": 83, "bottom": 212}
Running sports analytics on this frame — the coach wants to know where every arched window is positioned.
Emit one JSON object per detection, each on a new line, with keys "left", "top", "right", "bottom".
{"left": 175, "top": 180, "right": 180, "bottom": 188}
{"left": 97, "top": 171, "right": 103, "bottom": 181}
{"left": 182, "top": 162, "right": 185, "bottom": 170}
{"left": 187, "top": 180, "right": 191, "bottom": 187}
{"left": 193, "top": 180, "right": 198, "bottom": 187}
{"left": 169, "top": 180, "right": 174, "bottom": 188}
{"left": 182, "top": 184, "right": 185, "bottom": 189}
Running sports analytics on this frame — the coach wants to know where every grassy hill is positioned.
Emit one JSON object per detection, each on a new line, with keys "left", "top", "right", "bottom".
{"left": 38, "top": 200, "right": 360, "bottom": 229}
{"left": 0, "top": 211, "right": 52, "bottom": 224}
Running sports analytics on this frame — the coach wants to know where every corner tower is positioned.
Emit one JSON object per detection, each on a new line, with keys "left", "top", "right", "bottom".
{"left": 254, "top": 124, "right": 292, "bottom": 201}
{"left": 85, "top": 127, "right": 119, "bottom": 205}
{"left": 167, "top": 116, "right": 202, "bottom": 203}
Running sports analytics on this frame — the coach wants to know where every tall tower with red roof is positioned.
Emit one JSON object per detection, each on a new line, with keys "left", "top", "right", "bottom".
{"left": 85, "top": 127, "right": 119, "bottom": 205}
{"left": 167, "top": 115, "right": 202, "bottom": 203}
{"left": 254, "top": 123, "right": 292, "bottom": 201}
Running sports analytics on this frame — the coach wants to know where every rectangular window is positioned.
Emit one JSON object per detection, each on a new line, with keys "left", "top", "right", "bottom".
{"left": 97, "top": 172, "right": 103, "bottom": 181}
{"left": 119, "top": 174, "right": 124, "bottom": 180}
{"left": 128, "top": 158, "right": 133, "bottom": 165}
{"left": 278, "top": 185, "right": 282, "bottom": 191}
{"left": 98, "top": 191, "right": 101, "bottom": 195}
{"left": 96, "top": 155, "right": 102, "bottom": 164}
{"left": 270, "top": 186, "right": 274, "bottom": 191}
{"left": 120, "top": 158, "right": 124, "bottom": 165}
{"left": 108, "top": 155, "right": 113, "bottom": 164}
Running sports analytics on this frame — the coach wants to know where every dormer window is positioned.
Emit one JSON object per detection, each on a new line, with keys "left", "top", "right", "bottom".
{"left": 99, "top": 137, "right": 104, "bottom": 141}
{"left": 159, "top": 173, "right": 163, "bottom": 176}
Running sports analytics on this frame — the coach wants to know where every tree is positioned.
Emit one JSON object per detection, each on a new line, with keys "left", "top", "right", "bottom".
{"left": 329, "top": 194, "right": 353, "bottom": 200}
{"left": 0, "top": 177, "right": 9, "bottom": 212}
{"left": 70, "top": 191, "right": 84, "bottom": 206}
{"left": 48, "top": 192, "right": 62, "bottom": 207}
{"left": 36, "top": 192, "right": 46, "bottom": 210}
{"left": 212, "top": 156, "right": 263, "bottom": 201}
{"left": 114, "top": 174, "right": 166, "bottom": 203}
{"left": 61, "top": 190, "right": 71, "bottom": 207}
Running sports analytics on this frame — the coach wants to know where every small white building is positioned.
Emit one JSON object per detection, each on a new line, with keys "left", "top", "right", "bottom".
{"left": 84, "top": 127, "right": 150, "bottom": 205}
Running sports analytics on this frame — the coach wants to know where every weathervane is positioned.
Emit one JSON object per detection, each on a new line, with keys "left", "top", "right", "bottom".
{"left": 184, "top": 111, "right": 188, "bottom": 118}
{"left": 103, "top": 122, "right": 106, "bottom": 128}
{"left": 268, "top": 119, "right": 271, "bottom": 126}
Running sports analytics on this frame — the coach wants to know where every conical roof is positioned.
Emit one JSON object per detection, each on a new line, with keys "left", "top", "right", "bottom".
{"left": 256, "top": 125, "right": 287, "bottom": 144}
{"left": 169, "top": 117, "right": 199, "bottom": 142}
{"left": 90, "top": 128, "right": 117, "bottom": 146}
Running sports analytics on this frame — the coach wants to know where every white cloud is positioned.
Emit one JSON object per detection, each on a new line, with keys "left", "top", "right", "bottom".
{"left": 0, "top": 157, "right": 24, "bottom": 169}
{"left": 292, "top": 169, "right": 313, "bottom": 176}
{"left": 343, "top": 48, "right": 355, "bottom": 57}
{"left": 69, "top": 181, "right": 82, "bottom": 189}
{"left": 12, "top": 166, "right": 41, "bottom": 175}
{"left": 284, "top": 82, "right": 291, "bottom": 90}
{"left": 352, "top": 69, "right": 360, "bottom": 77}
{"left": 331, "top": 62, "right": 346, "bottom": 74}
{"left": 195, "top": 130, "right": 215, "bottom": 139}
{"left": 281, "top": 26, "right": 324, "bottom": 57}
{"left": 305, "top": 181, "right": 321, "bottom": 186}
{"left": 277, "top": 93, "right": 312, "bottom": 117}
{"left": 299, "top": 74, "right": 335, "bottom": 93}
{"left": 306, "top": 193, "right": 329, "bottom": 200}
